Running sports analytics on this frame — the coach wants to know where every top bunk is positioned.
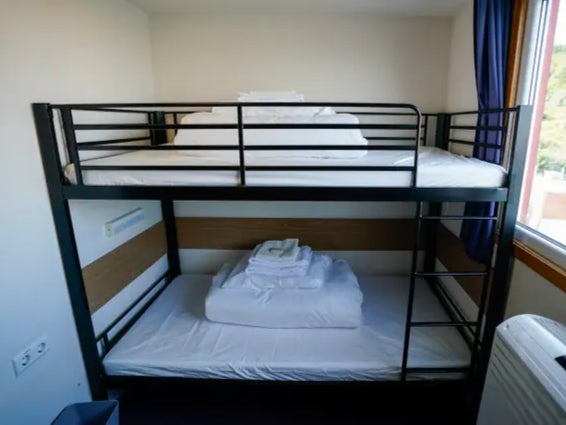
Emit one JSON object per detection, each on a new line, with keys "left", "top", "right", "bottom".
{"left": 33, "top": 101, "right": 532, "bottom": 202}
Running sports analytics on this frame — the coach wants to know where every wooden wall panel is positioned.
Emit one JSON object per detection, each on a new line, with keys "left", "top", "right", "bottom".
{"left": 176, "top": 217, "right": 417, "bottom": 251}
{"left": 437, "top": 225, "right": 566, "bottom": 303}
{"left": 436, "top": 224, "right": 485, "bottom": 304}
{"left": 82, "top": 221, "right": 167, "bottom": 313}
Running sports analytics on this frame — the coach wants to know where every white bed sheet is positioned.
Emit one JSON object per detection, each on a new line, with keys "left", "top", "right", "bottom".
{"left": 205, "top": 259, "right": 364, "bottom": 328}
{"left": 66, "top": 147, "right": 506, "bottom": 188}
{"left": 103, "top": 274, "right": 470, "bottom": 381}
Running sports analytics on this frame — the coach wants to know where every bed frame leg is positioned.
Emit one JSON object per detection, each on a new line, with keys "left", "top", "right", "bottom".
{"left": 469, "top": 105, "right": 533, "bottom": 422}
{"left": 33, "top": 103, "right": 106, "bottom": 400}
{"left": 161, "top": 199, "right": 180, "bottom": 278}
{"left": 149, "top": 111, "right": 168, "bottom": 145}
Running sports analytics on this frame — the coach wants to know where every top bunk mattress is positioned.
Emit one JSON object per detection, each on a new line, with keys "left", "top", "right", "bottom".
{"left": 65, "top": 147, "right": 506, "bottom": 188}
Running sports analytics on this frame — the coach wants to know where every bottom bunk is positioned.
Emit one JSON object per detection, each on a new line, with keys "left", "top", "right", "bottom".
{"left": 103, "top": 274, "right": 471, "bottom": 382}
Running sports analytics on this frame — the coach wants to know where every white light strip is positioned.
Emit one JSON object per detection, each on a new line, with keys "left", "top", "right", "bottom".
{"left": 104, "top": 207, "right": 144, "bottom": 238}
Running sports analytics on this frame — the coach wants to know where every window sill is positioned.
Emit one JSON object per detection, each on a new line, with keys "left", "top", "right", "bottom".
{"left": 513, "top": 224, "right": 566, "bottom": 292}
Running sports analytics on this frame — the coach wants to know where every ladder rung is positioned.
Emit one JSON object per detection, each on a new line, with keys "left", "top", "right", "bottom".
{"left": 415, "top": 271, "right": 488, "bottom": 277}
{"left": 411, "top": 321, "right": 478, "bottom": 328}
{"left": 405, "top": 367, "right": 470, "bottom": 374}
{"left": 420, "top": 215, "right": 497, "bottom": 221}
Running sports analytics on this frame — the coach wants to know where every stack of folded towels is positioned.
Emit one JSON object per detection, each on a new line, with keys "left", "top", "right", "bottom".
{"left": 205, "top": 239, "right": 364, "bottom": 329}
{"left": 222, "top": 239, "right": 330, "bottom": 290}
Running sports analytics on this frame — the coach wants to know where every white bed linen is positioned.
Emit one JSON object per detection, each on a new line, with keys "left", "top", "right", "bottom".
{"left": 103, "top": 274, "right": 470, "bottom": 381}
{"left": 65, "top": 147, "right": 506, "bottom": 188}
{"left": 221, "top": 251, "right": 329, "bottom": 290}
{"left": 173, "top": 112, "right": 368, "bottom": 159}
{"left": 206, "top": 259, "right": 363, "bottom": 328}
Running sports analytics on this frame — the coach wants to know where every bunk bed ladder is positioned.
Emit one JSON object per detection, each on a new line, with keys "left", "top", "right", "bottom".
{"left": 401, "top": 204, "right": 499, "bottom": 382}
{"left": 400, "top": 112, "right": 501, "bottom": 383}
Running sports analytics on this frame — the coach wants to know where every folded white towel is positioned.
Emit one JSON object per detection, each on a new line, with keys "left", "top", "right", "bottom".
{"left": 237, "top": 91, "right": 305, "bottom": 102}
{"left": 221, "top": 252, "right": 332, "bottom": 290}
{"left": 247, "top": 246, "right": 313, "bottom": 277}
{"left": 253, "top": 239, "right": 300, "bottom": 263}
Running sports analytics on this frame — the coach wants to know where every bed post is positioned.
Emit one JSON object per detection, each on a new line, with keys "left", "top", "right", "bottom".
{"left": 434, "top": 113, "right": 451, "bottom": 151}
{"left": 149, "top": 111, "right": 168, "bottom": 145}
{"left": 470, "top": 105, "right": 533, "bottom": 420}
{"left": 161, "top": 199, "right": 180, "bottom": 279}
{"left": 424, "top": 113, "right": 452, "bottom": 273}
{"left": 33, "top": 103, "right": 106, "bottom": 400}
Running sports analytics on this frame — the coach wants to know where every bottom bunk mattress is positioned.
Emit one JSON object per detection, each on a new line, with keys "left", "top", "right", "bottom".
{"left": 103, "top": 274, "right": 470, "bottom": 381}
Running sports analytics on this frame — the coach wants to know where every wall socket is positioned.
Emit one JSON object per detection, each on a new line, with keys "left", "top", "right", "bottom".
{"left": 12, "top": 335, "right": 49, "bottom": 377}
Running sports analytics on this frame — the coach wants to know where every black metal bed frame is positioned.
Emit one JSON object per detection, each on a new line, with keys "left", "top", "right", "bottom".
{"left": 32, "top": 102, "right": 532, "bottom": 419}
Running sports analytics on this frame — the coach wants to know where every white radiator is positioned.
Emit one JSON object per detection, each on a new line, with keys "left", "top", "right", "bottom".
{"left": 477, "top": 314, "right": 566, "bottom": 425}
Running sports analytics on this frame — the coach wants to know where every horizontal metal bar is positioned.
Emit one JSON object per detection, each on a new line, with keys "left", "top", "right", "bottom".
{"left": 78, "top": 137, "right": 150, "bottom": 147}
{"left": 82, "top": 165, "right": 240, "bottom": 171}
{"left": 74, "top": 123, "right": 418, "bottom": 131}
{"left": 340, "top": 111, "right": 418, "bottom": 116}
{"left": 103, "top": 374, "right": 467, "bottom": 389}
{"left": 63, "top": 107, "right": 151, "bottom": 114}
{"left": 448, "top": 139, "right": 503, "bottom": 149}
{"left": 366, "top": 136, "right": 419, "bottom": 141}
{"left": 405, "top": 367, "right": 470, "bottom": 374}
{"left": 449, "top": 107, "right": 517, "bottom": 116}
{"left": 81, "top": 165, "right": 416, "bottom": 172}
{"left": 75, "top": 123, "right": 238, "bottom": 130}
{"left": 247, "top": 165, "right": 415, "bottom": 172}
{"left": 416, "top": 271, "right": 488, "bottom": 277}
{"left": 95, "top": 271, "right": 168, "bottom": 341}
{"left": 245, "top": 124, "right": 418, "bottom": 130}
{"left": 450, "top": 125, "right": 506, "bottom": 131}
{"left": 61, "top": 186, "right": 509, "bottom": 202}
{"left": 77, "top": 144, "right": 417, "bottom": 152}
{"left": 245, "top": 145, "right": 417, "bottom": 151}
{"left": 411, "top": 321, "right": 478, "bottom": 328}
{"left": 52, "top": 102, "right": 421, "bottom": 111}
{"left": 420, "top": 215, "right": 498, "bottom": 221}
{"left": 429, "top": 279, "right": 476, "bottom": 333}
{"left": 170, "top": 110, "right": 207, "bottom": 115}
{"left": 104, "top": 276, "right": 172, "bottom": 354}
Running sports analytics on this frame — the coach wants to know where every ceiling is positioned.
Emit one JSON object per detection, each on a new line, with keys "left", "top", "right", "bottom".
{"left": 128, "top": 0, "right": 468, "bottom": 16}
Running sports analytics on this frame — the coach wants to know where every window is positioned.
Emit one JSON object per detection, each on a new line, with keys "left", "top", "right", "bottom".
{"left": 519, "top": 0, "right": 566, "bottom": 250}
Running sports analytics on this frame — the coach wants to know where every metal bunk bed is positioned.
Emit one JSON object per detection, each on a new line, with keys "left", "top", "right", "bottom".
{"left": 32, "top": 101, "right": 532, "bottom": 416}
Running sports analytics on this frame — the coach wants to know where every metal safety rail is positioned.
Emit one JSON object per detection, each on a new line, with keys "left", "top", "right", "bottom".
{"left": 50, "top": 102, "right": 423, "bottom": 188}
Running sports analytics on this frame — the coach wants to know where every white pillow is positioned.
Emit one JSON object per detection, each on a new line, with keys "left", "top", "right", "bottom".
{"left": 237, "top": 91, "right": 304, "bottom": 102}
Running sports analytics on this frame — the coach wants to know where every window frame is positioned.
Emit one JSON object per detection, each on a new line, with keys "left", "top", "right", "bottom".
{"left": 515, "top": 0, "right": 566, "bottom": 271}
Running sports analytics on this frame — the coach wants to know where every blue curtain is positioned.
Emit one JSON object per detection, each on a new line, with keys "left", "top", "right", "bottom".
{"left": 460, "top": 0, "right": 514, "bottom": 263}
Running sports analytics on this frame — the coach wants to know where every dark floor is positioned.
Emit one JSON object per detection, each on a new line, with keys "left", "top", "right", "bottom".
{"left": 119, "top": 383, "right": 469, "bottom": 424}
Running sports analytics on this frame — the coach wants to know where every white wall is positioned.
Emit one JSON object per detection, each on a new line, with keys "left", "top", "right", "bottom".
{"left": 445, "top": 0, "right": 476, "bottom": 111}
{"left": 0, "top": 1, "right": 154, "bottom": 423}
{"left": 506, "top": 260, "right": 566, "bottom": 323}
{"left": 150, "top": 12, "right": 452, "bottom": 111}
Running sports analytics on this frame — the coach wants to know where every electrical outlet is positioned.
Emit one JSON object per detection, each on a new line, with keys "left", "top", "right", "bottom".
{"left": 12, "top": 335, "right": 49, "bottom": 377}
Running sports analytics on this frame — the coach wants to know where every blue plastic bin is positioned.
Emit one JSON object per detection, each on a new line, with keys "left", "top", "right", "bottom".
{"left": 51, "top": 400, "right": 119, "bottom": 425}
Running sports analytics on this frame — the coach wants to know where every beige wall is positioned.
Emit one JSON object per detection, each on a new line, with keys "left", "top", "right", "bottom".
{"left": 149, "top": 12, "right": 452, "bottom": 111}
{"left": 507, "top": 260, "right": 566, "bottom": 323}
{"left": 445, "top": 0, "right": 476, "bottom": 111}
{"left": 0, "top": 0, "right": 154, "bottom": 423}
